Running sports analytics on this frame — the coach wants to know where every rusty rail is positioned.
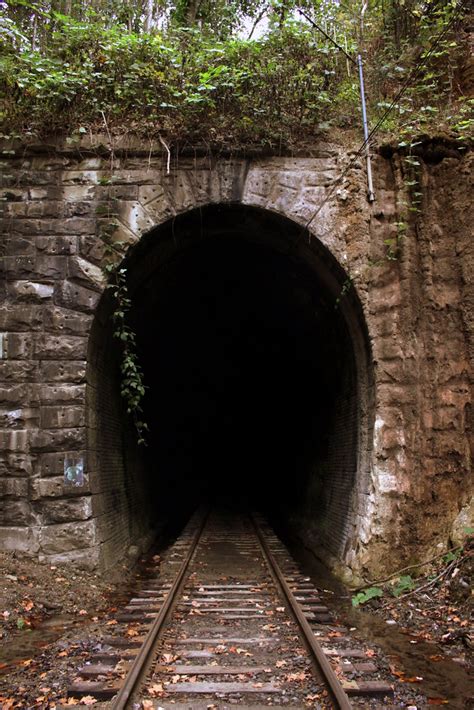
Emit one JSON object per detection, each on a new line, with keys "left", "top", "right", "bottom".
{"left": 251, "top": 515, "right": 352, "bottom": 710}
{"left": 111, "top": 510, "right": 208, "bottom": 710}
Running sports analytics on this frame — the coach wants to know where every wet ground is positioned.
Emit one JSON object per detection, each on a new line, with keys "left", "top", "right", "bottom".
{"left": 286, "top": 538, "right": 473, "bottom": 709}
{"left": 0, "top": 520, "right": 472, "bottom": 708}
{"left": 0, "top": 614, "right": 82, "bottom": 670}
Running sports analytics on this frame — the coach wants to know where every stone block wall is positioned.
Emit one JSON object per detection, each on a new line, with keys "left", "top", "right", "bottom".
{"left": 0, "top": 135, "right": 471, "bottom": 582}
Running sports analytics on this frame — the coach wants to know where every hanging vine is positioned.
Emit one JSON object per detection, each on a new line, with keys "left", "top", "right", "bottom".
{"left": 103, "top": 257, "right": 148, "bottom": 446}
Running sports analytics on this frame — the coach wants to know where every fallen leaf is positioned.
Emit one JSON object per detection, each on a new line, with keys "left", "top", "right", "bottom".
{"left": 142, "top": 701, "right": 154, "bottom": 710}
{"left": 149, "top": 683, "right": 164, "bottom": 696}
{"left": 428, "top": 699, "right": 449, "bottom": 705}
{"left": 22, "top": 600, "right": 34, "bottom": 612}
{"left": 365, "top": 649, "right": 376, "bottom": 657}
{"left": 78, "top": 609, "right": 88, "bottom": 616}
{"left": 126, "top": 627, "right": 139, "bottom": 636}
{"left": 162, "top": 653, "right": 175, "bottom": 663}
{"left": 106, "top": 620, "right": 118, "bottom": 626}
{"left": 58, "top": 650, "right": 68, "bottom": 657}
{"left": 235, "top": 648, "right": 252, "bottom": 656}
{"left": 276, "top": 660, "right": 287, "bottom": 667}
{"left": 81, "top": 696, "right": 98, "bottom": 705}
{"left": 286, "top": 671, "right": 308, "bottom": 682}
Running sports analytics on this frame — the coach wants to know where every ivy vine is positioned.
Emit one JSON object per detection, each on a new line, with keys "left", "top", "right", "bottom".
{"left": 103, "top": 256, "right": 148, "bottom": 446}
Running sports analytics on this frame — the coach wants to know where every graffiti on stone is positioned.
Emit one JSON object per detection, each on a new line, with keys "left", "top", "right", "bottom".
{"left": 64, "top": 457, "right": 84, "bottom": 487}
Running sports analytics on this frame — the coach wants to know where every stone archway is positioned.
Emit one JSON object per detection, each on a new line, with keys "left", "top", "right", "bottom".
{"left": 1, "top": 142, "right": 471, "bottom": 581}
{"left": 87, "top": 200, "right": 374, "bottom": 577}
{"left": 0, "top": 142, "right": 471, "bottom": 583}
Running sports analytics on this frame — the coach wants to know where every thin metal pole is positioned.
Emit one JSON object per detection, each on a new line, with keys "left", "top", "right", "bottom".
{"left": 357, "top": 53, "right": 375, "bottom": 202}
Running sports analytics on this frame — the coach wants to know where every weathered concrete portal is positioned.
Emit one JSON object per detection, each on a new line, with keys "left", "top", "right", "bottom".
{"left": 88, "top": 204, "right": 372, "bottom": 572}
{"left": 0, "top": 138, "right": 472, "bottom": 583}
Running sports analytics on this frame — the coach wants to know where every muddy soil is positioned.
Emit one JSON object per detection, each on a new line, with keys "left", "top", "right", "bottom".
{"left": 287, "top": 536, "right": 473, "bottom": 709}
{"left": 0, "top": 550, "right": 140, "bottom": 708}
{"left": 0, "top": 552, "right": 123, "bottom": 641}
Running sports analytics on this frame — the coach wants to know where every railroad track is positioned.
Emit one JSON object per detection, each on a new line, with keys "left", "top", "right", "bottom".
{"left": 68, "top": 510, "right": 394, "bottom": 708}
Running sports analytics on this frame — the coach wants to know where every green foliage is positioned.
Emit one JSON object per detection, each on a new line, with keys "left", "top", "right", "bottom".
{"left": 443, "top": 549, "right": 461, "bottom": 564}
{"left": 104, "top": 258, "right": 148, "bottom": 446}
{"left": 334, "top": 276, "right": 353, "bottom": 308}
{"left": 368, "top": 0, "right": 471, "bottom": 141}
{"left": 452, "top": 98, "right": 474, "bottom": 141}
{"left": 0, "top": 1, "right": 471, "bottom": 146}
{"left": 0, "top": 15, "right": 354, "bottom": 145}
{"left": 352, "top": 586, "right": 383, "bottom": 606}
{"left": 391, "top": 574, "right": 415, "bottom": 597}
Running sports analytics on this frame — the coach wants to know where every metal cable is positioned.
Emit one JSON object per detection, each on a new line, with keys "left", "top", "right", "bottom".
{"left": 292, "top": 0, "right": 466, "bottom": 244}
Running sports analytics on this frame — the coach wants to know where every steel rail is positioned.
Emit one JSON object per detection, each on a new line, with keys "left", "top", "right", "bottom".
{"left": 251, "top": 516, "right": 352, "bottom": 710}
{"left": 111, "top": 511, "right": 209, "bottom": 710}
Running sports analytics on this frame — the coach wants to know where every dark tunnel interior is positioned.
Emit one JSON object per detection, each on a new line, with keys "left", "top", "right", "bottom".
{"left": 90, "top": 205, "right": 363, "bottom": 563}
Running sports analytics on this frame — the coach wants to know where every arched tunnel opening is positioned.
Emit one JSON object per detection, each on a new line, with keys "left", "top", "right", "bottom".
{"left": 87, "top": 204, "right": 373, "bottom": 571}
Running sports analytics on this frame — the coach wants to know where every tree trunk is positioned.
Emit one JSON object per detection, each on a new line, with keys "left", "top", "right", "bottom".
{"left": 186, "top": 0, "right": 200, "bottom": 24}
{"left": 144, "top": 0, "right": 153, "bottom": 31}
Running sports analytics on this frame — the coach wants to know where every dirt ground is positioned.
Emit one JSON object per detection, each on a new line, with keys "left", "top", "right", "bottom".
{"left": 0, "top": 539, "right": 471, "bottom": 709}
{"left": 0, "top": 552, "right": 124, "bottom": 641}
{"left": 361, "top": 539, "right": 473, "bottom": 660}
{"left": 0, "top": 549, "right": 145, "bottom": 709}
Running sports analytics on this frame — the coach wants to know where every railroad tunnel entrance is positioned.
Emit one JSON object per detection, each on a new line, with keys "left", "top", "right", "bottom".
{"left": 87, "top": 204, "right": 373, "bottom": 571}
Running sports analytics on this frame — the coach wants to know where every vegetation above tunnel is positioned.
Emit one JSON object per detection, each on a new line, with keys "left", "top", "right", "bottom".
{"left": 1, "top": 0, "right": 472, "bottom": 149}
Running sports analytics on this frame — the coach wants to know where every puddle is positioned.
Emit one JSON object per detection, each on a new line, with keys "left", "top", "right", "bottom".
{"left": 0, "top": 614, "right": 81, "bottom": 673}
{"left": 0, "top": 528, "right": 183, "bottom": 677}
{"left": 346, "top": 609, "right": 473, "bottom": 709}
{"left": 285, "top": 537, "right": 473, "bottom": 710}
